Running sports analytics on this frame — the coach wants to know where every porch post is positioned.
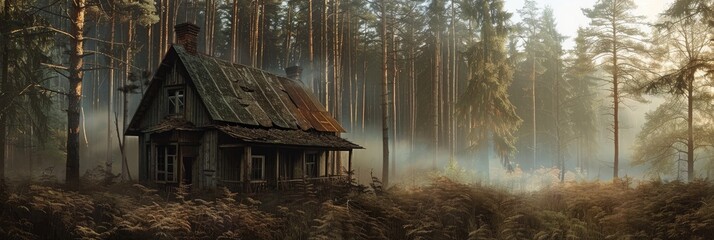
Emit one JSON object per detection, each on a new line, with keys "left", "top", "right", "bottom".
{"left": 301, "top": 150, "right": 306, "bottom": 180}
{"left": 275, "top": 150, "right": 280, "bottom": 188}
{"left": 348, "top": 150, "right": 353, "bottom": 182}
{"left": 242, "top": 146, "right": 252, "bottom": 193}
{"left": 337, "top": 151, "right": 342, "bottom": 175}
{"left": 324, "top": 151, "right": 330, "bottom": 177}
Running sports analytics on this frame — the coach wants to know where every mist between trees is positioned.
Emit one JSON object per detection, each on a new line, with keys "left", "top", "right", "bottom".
{"left": 1, "top": 0, "right": 714, "bottom": 187}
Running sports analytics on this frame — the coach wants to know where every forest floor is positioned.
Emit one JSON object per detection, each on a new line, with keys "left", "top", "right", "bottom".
{"left": 0, "top": 169, "right": 713, "bottom": 239}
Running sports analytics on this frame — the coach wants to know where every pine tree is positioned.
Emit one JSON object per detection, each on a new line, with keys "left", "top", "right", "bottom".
{"left": 514, "top": 0, "right": 543, "bottom": 170}
{"left": 457, "top": 0, "right": 522, "bottom": 174}
{"left": 0, "top": 0, "right": 55, "bottom": 180}
{"left": 565, "top": 28, "right": 600, "bottom": 176}
{"left": 582, "top": 0, "right": 649, "bottom": 179}
{"left": 637, "top": 11, "right": 713, "bottom": 180}
{"left": 539, "top": 7, "right": 570, "bottom": 181}
{"left": 64, "top": 0, "right": 88, "bottom": 185}
{"left": 428, "top": 0, "right": 445, "bottom": 167}
{"left": 380, "top": 0, "right": 389, "bottom": 187}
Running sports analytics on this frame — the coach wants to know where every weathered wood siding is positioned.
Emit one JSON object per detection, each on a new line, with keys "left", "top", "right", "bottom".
{"left": 185, "top": 81, "right": 212, "bottom": 127}
{"left": 138, "top": 133, "right": 148, "bottom": 181}
{"left": 197, "top": 130, "right": 218, "bottom": 189}
{"left": 218, "top": 147, "right": 243, "bottom": 183}
{"left": 139, "top": 60, "right": 212, "bottom": 129}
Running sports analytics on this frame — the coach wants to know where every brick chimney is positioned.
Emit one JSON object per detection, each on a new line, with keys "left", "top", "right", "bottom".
{"left": 285, "top": 66, "right": 302, "bottom": 81}
{"left": 174, "top": 23, "right": 200, "bottom": 54}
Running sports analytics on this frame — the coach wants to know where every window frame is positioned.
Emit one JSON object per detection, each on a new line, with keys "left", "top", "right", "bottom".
{"left": 167, "top": 87, "right": 185, "bottom": 116}
{"left": 155, "top": 144, "right": 178, "bottom": 183}
{"left": 305, "top": 153, "right": 319, "bottom": 178}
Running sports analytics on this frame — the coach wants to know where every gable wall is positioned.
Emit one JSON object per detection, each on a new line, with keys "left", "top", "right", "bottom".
{"left": 139, "top": 60, "right": 212, "bottom": 129}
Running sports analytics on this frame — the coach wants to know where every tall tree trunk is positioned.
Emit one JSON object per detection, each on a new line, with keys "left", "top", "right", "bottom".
{"left": 257, "top": 0, "right": 265, "bottom": 68}
{"left": 333, "top": 0, "right": 340, "bottom": 119}
{"left": 0, "top": 0, "right": 10, "bottom": 181}
{"left": 122, "top": 20, "right": 135, "bottom": 181}
{"left": 556, "top": 64, "right": 563, "bottom": 182}
{"left": 391, "top": 22, "right": 397, "bottom": 179}
{"left": 92, "top": 20, "right": 99, "bottom": 111}
{"left": 67, "top": 0, "right": 87, "bottom": 185}
{"left": 380, "top": 0, "right": 389, "bottom": 187}
{"left": 347, "top": 5, "right": 354, "bottom": 131}
{"left": 360, "top": 39, "right": 368, "bottom": 134}
{"left": 251, "top": 0, "right": 260, "bottom": 67}
{"left": 147, "top": 21, "right": 152, "bottom": 71}
{"left": 204, "top": 0, "right": 213, "bottom": 55}
{"left": 612, "top": 16, "right": 619, "bottom": 179}
{"left": 309, "top": 0, "right": 314, "bottom": 92}
{"left": 322, "top": 0, "right": 329, "bottom": 110}
{"left": 231, "top": 0, "right": 239, "bottom": 63}
{"left": 433, "top": 23, "right": 441, "bottom": 168}
{"left": 678, "top": 79, "right": 694, "bottom": 182}
{"left": 106, "top": 10, "right": 116, "bottom": 175}
{"left": 162, "top": 0, "right": 170, "bottom": 61}
{"left": 333, "top": 0, "right": 342, "bottom": 172}
{"left": 450, "top": 0, "right": 457, "bottom": 160}
{"left": 531, "top": 56, "right": 536, "bottom": 170}
{"left": 409, "top": 24, "right": 415, "bottom": 154}
{"left": 284, "top": 1, "right": 292, "bottom": 66}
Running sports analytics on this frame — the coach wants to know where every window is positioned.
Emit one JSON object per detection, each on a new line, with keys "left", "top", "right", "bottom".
{"left": 156, "top": 145, "right": 177, "bottom": 182}
{"left": 251, "top": 155, "right": 265, "bottom": 180}
{"left": 305, "top": 153, "right": 319, "bottom": 178}
{"left": 167, "top": 88, "right": 185, "bottom": 115}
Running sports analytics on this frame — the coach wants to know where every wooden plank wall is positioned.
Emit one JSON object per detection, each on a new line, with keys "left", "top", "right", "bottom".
{"left": 138, "top": 134, "right": 147, "bottom": 181}
{"left": 141, "top": 64, "right": 180, "bottom": 129}
{"left": 217, "top": 147, "right": 242, "bottom": 182}
{"left": 140, "top": 61, "right": 212, "bottom": 129}
{"left": 197, "top": 130, "right": 218, "bottom": 189}
{"left": 185, "top": 83, "right": 212, "bottom": 127}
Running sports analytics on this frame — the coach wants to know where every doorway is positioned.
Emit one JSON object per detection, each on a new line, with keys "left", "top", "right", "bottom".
{"left": 182, "top": 157, "right": 194, "bottom": 185}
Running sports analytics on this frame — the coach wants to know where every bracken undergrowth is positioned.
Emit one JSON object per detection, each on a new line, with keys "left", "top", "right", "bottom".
{"left": 0, "top": 172, "right": 712, "bottom": 240}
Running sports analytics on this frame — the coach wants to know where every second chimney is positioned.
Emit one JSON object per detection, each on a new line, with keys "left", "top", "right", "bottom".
{"left": 285, "top": 66, "right": 303, "bottom": 81}
{"left": 174, "top": 23, "right": 200, "bottom": 54}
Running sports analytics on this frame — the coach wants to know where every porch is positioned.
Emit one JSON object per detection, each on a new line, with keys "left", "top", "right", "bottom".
{"left": 215, "top": 144, "right": 354, "bottom": 193}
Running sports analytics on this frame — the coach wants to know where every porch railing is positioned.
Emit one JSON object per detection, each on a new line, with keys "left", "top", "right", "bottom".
{"left": 217, "top": 175, "right": 347, "bottom": 192}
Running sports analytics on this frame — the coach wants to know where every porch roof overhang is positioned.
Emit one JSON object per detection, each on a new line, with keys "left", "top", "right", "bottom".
{"left": 216, "top": 125, "right": 363, "bottom": 151}
{"left": 125, "top": 117, "right": 203, "bottom": 135}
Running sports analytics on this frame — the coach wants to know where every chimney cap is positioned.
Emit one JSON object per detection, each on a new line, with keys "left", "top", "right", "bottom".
{"left": 285, "top": 66, "right": 303, "bottom": 81}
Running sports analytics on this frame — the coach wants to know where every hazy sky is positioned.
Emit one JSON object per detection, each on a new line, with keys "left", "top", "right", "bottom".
{"left": 504, "top": 0, "right": 673, "bottom": 50}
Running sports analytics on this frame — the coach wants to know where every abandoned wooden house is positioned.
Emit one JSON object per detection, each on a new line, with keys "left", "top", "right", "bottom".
{"left": 125, "top": 23, "right": 361, "bottom": 191}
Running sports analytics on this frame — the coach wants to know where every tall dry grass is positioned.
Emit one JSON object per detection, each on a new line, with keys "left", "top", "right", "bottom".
{"left": 0, "top": 169, "right": 712, "bottom": 239}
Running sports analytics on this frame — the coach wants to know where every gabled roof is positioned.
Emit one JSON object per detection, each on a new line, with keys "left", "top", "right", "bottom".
{"left": 126, "top": 45, "right": 346, "bottom": 135}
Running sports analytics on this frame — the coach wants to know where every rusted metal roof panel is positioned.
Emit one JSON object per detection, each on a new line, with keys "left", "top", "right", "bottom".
{"left": 173, "top": 45, "right": 344, "bottom": 133}
{"left": 276, "top": 79, "right": 311, "bottom": 130}
{"left": 280, "top": 78, "right": 346, "bottom": 132}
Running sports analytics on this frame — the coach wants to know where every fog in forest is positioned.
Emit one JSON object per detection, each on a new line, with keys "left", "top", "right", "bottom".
{"left": 3, "top": 0, "right": 714, "bottom": 238}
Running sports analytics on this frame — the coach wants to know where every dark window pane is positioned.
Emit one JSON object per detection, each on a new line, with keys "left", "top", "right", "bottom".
{"left": 251, "top": 157, "right": 263, "bottom": 180}
{"left": 168, "top": 89, "right": 185, "bottom": 115}
{"left": 177, "top": 90, "right": 185, "bottom": 113}
{"left": 167, "top": 145, "right": 176, "bottom": 155}
{"left": 306, "top": 154, "right": 319, "bottom": 178}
